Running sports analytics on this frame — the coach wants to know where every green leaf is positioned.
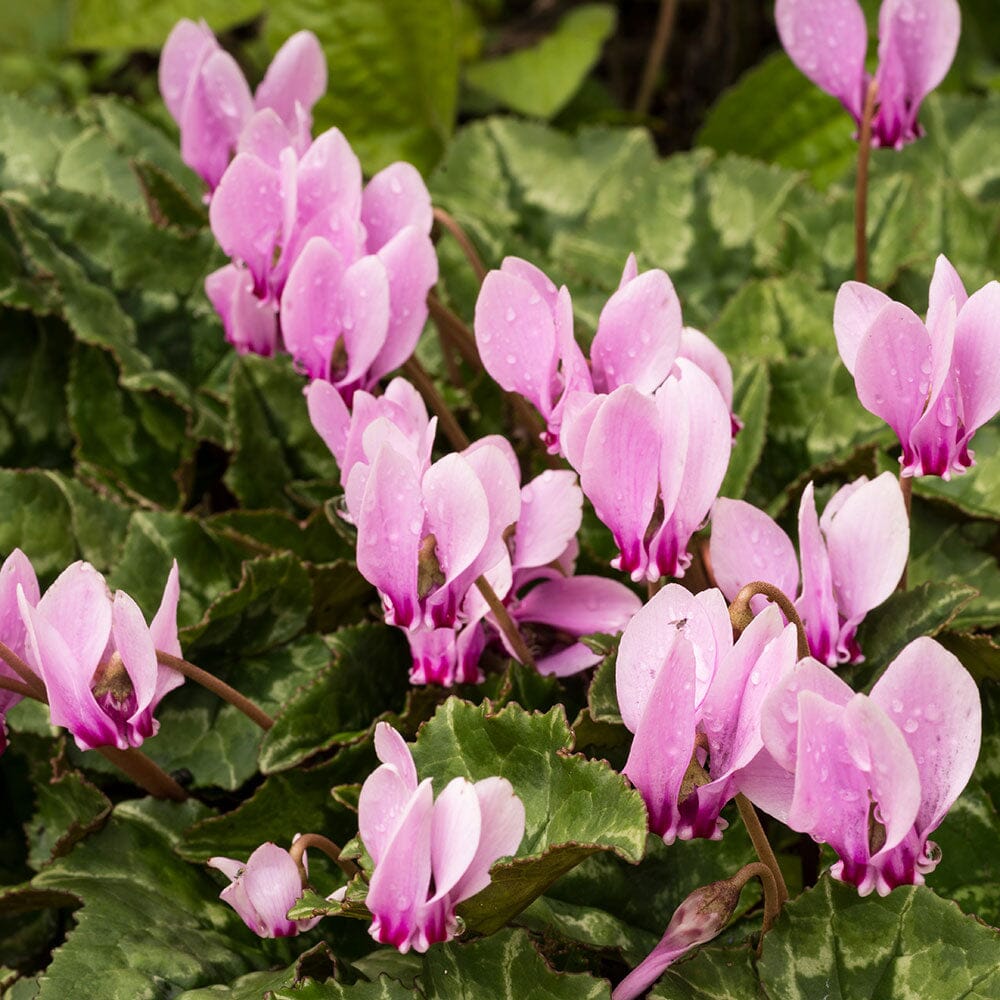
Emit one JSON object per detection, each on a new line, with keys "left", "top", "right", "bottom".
{"left": 407, "top": 699, "right": 647, "bottom": 934}
{"left": 757, "top": 878, "right": 1000, "bottom": 999}
{"left": 28, "top": 799, "right": 259, "bottom": 1000}
{"left": 697, "top": 52, "right": 856, "bottom": 189}
{"left": 464, "top": 5, "right": 616, "bottom": 120}
{"left": 67, "top": 0, "right": 263, "bottom": 50}
{"left": 423, "top": 927, "right": 611, "bottom": 999}
{"left": 264, "top": 0, "right": 458, "bottom": 174}
{"left": 649, "top": 946, "right": 759, "bottom": 999}
{"left": 938, "top": 632, "right": 1000, "bottom": 684}
{"left": 25, "top": 763, "right": 111, "bottom": 870}
{"left": 0, "top": 94, "right": 82, "bottom": 188}
{"left": 719, "top": 362, "right": 769, "bottom": 501}
{"left": 258, "top": 624, "right": 410, "bottom": 773}
{"left": 587, "top": 648, "right": 621, "bottom": 725}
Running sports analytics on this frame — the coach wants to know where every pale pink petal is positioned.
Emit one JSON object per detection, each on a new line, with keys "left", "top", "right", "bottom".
{"left": 36, "top": 563, "right": 112, "bottom": 672}
{"left": 374, "top": 722, "right": 420, "bottom": 798}
{"left": 0, "top": 549, "right": 39, "bottom": 661}
{"left": 824, "top": 472, "right": 908, "bottom": 622}
{"left": 150, "top": 561, "right": 184, "bottom": 704}
{"left": 111, "top": 591, "right": 159, "bottom": 725}
{"left": 159, "top": 19, "right": 218, "bottom": 123}
{"left": 926, "top": 255, "right": 968, "bottom": 337}
{"left": 590, "top": 268, "right": 681, "bottom": 394}
{"left": 853, "top": 302, "right": 933, "bottom": 459}
{"left": 501, "top": 257, "right": 560, "bottom": 310}
{"left": 239, "top": 842, "right": 303, "bottom": 937}
{"left": 359, "top": 770, "right": 417, "bottom": 866}
{"left": 734, "top": 747, "right": 795, "bottom": 825}
{"left": 460, "top": 440, "right": 521, "bottom": 544}
{"left": 513, "top": 470, "right": 583, "bottom": 571}
{"left": 558, "top": 390, "right": 603, "bottom": 470}
{"left": 333, "top": 254, "right": 391, "bottom": 390}
{"left": 450, "top": 776, "right": 525, "bottom": 903}
{"left": 869, "top": 637, "right": 981, "bottom": 835}
{"left": 775, "top": 0, "right": 868, "bottom": 121}
{"left": 951, "top": 280, "right": 1000, "bottom": 434}
{"left": 678, "top": 327, "right": 734, "bottom": 410}
{"left": 254, "top": 31, "right": 326, "bottom": 129}
{"left": 207, "top": 855, "right": 244, "bottom": 882}
{"left": 513, "top": 576, "right": 640, "bottom": 636}
{"left": 535, "top": 644, "right": 602, "bottom": 677}
{"left": 833, "top": 282, "right": 893, "bottom": 376}
{"left": 305, "top": 379, "right": 351, "bottom": 470}
{"left": 369, "top": 226, "right": 438, "bottom": 383}
{"left": 709, "top": 499, "right": 798, "bottom": 606}
{"left": 796, "top": 482, "right": 841, "bottom": 666}
{"left": 429, "top": 778, "right": 481, "bottom": 900}
{"left": 474, "top": 269, "right": 559, "bottom": 416}
{"left": 363, "top": 163, "right": 433, "bottom": 252}
{"left": 205, "top": 264, "right": 278, "bottom": 356}
{"left": 580, "top": 386, "right": 660, "bottom": 581}
{"left": 295, "top": 127, "right": 363, "bottom": 231}
{"left": 237, "top": 108, "right": 295, "bottom": 168}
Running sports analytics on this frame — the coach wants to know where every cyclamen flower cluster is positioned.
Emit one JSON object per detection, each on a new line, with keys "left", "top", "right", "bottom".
{"left": 306, "top": 379, "right": 640, "bottom": 685}
{"left": 475, "top": 255, "right": 735, "bottom": 582}
{"left": 0, "top": 550, "right": 182, "bottom": 753}
{"left": 161, "top": 22, "right": 438, "bottom": 397}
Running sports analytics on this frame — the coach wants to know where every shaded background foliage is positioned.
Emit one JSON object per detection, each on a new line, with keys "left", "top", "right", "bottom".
{"left": 0, "top": 1, "right": 999, "bottom": 997}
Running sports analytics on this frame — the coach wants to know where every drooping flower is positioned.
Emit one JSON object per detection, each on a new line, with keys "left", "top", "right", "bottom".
{"left": 741, "top": 637, "right": 980, "bottom": 895}
{"left": 616, "top": 585, "right": 798, "bottom": 843}
{"left": 834, "top": 257, "right": 1000, "bottom": 479}
{"left": 16, "top": 561, "right": 183, "bottom": 752}
{"left": 159, "top": 20, "right": 326, "bottom": 190}
{"left": 208, "top": 840, "right": 325, "bottom": 938}
{"left": 0, "top": 549, "right": 40, "bottom": 754}
{"left": 710, "top": 473, "right": 908, "bottom": 665}
{"left": 358, "top": 722, "right": 525, "bottom": 953}
{"left": 775, "top": 0, "right": 961, "bottom": 149}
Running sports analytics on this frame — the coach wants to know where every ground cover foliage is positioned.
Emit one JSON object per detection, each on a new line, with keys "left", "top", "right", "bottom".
{"left": 0, "top": 1, "right": 999, "bottom": 997}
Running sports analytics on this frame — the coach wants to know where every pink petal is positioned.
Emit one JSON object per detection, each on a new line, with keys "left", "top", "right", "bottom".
{"left": 429, "top": 778, "right": 481, "bottom": 901}
{"left": 926, "top": 255, "right": 968, "bottom": 337}
{"left": 734, "top": 747, "right": 795, "bottom": 825}
{"left": 833, "top": 282, "right": 893, "bottom": 376}
{"left": 869, "top": 637, "right": 981, "bottom": 835}
{"left": 558, "top": 390, "right": 603, "bottom": 470}
{"left": 36, "top": 563, "right": 112, "bottom": 672}
{"left": 205, "top": 264, "right": 278, "bottom": 356}
{"left": 775, "top": 0, "right": 868, "bottom": 120}
{"left": 0, "top": 549, "right": 39, "bottom": 661}
{"left": 474, "top": 269, "right": 559, "bottom": 416}
{"left": 237, "top": 108, "right": 295, "bottom": 168}
{"left": 294, "top": 127, "right": 363, "bottom": 231}
{"left": 853, "top": 302, "right": 933, "bottom": 457}
{"left": 709, "top": 499, "right": 798, "bottom": 606}
{"left": 579, "top": 386, "right": 660, "bottom": 581}
{"left": 369, "top": 225, "right": 438, "bottom": 383}
{"left": 796, "top": 482, "right": 841, "bottom": 666}
{"left": 363, "top": 163, "right": 433, "bottom": 252}
{"left": 590, "top": 268, "right": 681, "bottom": 394}
{"left": 359, "top": 765, "right": 418, "bottom": 867}
{"left": 513, "top": 576, "right": 640, "bottom": 636}
{"left": 824, "top": 472, "right": 908, "bottom": 622}
{"left": 501, "top": 257, "right": 560, "bottom": 310}
{"left": 535, "top": 644, "right": 602, "bottom": 677}
{"left": 239, "top": 842, "right": 303, "bottom": 937}
{"left": 678, "top": 327, "right": 734, "bottom": 410}
{"left": 513, "top": 470, "right": 583, "bottom": 571}
{"left": 254, "top": 31, "right": 327, "bottom": 129}
{"left": 450, "top": 777, "right": 525, "bottom": 903}
{"left": 952, "top": 279, "right": 1000, "bottom": 435}
{"left": 355, "top": 444, "right": 422, "bottom": 627}
{"left": 150, "top": 561, "right": 184, "bottom": 704}
{"left": 159, "top": 19, "right": 218, "bottom": 123}
{"left": 460, "top": 440, "right": 521, "bottom": 543}
{"left": 305, "top": 378, "right": 352, "bottom": 469}
{"left": 111, "top": 591, "right": 159, "bottom": 729}
{"left": 209, "top": 153, "right": 283, "bottom": 293}
{"left": 332, "top": 254, "right": 391, "bottom": 390}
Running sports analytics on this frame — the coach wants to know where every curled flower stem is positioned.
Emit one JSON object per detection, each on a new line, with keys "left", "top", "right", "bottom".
{"left": 898, "top": 472, "right": 913, "bottom": 591}
{"left": 156, "top": 651, "right": 275, "bottom": 731}
{"left": 855, "top": 77, "right": 880, "bottom": 284}
{"left": 730, "top": 860, "right": 783, "bottom": 951}
{"left": 635, "top": 0, "right": 679, "bottom": 116}
{"left": 96, "top": 745, "right": 189, "bottom": 801}
{"left": 735, "top": 793, "right": 788, "bottom": 909}
{"left": 288, "top": 833, "right": 362, "bottom": 886}
{"left": 729, "top": 582, "right": 809, "bottom": 660}
{"left": 402, "top": 357, "right": 471, "bottom": 451}
{"left": 475, "top": 575, "right": 537, "bottom": 672}
{"left": 427, "top": 293, "right": 481, "bottom": 369}
{"left": 0, "top": 641, "right": 46, "bottom": 699}
{"left": 432, "top": 207, "right": 487, "bottom": 284}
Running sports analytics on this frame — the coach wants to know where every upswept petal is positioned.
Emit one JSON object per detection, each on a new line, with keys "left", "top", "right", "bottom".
{"left": 833, "top": 281, "right": 893, "bottom": 375}
{"left": 305, "top": 379, "right": 352, "bottom": 469}
{"left": 237, "top": 108, "right": 295, "bottom": 167}
{"left": 362, "top": 163, "right": 433, "bottom": 252}
{"left": 796, "top": 482, "right": 841, "bottom": 665}
{"left": 869, "top": 637, "right": 981, "bottom": 834}
{"left": 474, "top": 269, "right": 559, "bottom": 415}
{"left": 295, "top": 127, "right": 363, "bottom": 229}
{"left": 823, "top": 472, "right": 908, "bottom": 623}
{"left": 36, "top": 562, "right": 112, "bottom": 673}
{"left": 111, "top": 591, "right": 159, "bottom": 727}
{"left": 926, "top": 254, "right": 968, "bottom": 336}
{"left": 429, "top": 778, "right": 482, "bottom": 901}
{"left": 460, "top": 441, "right": 521, "bottom": 545}
{"left": 951, "top": 280, "right": 1000, "bottom": 434}
{"left": 159, "top": 19, "right": 217, "bottom": 122}
{"left": 734, "top": 747, "right": 796, "bottom": 825}
{"left": 238, "top": 842, "right": 303, "bottom": 937}
{"left": 254, "top": 31, "right": 326, "bottom": 128}
{"left": 0, "top": 549, "right": 39, "bottom": 659}
{"left": 678, "top": 327, "right": 734, "bottom": 411}
{"left": 149, "top": 561, "right": 184, "bottom": 703}
{"left": 558, "top": 390, "right": 604, "bottom": 471}
{"left": 775, "top": 0, "right": 868, "bottom": 120}
{"left": 709, "top": 499, "right": 798, "bottom": 606}
{"left": 579, "top": 386, "right": 660, "bottom": 581}
{"left": 501, "top": 257, "right": 560, "bottom": 310}
{"left": 332, "top": 254, "right": 391, "bottom": 390}
{"left": 359, "top": 767, "right": 417, "bottom": 867}
{"left": 205, "top": 264, "right": 278, "bottom": 355}
{"left": 590, "top": 267, "right": 681, "bottom": 394}
{"left": 513, "top": 470, "right": 583, "bottom": 571}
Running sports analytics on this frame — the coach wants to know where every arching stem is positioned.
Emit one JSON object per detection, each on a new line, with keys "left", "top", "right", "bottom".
{"left": 854, "top": 77, "right": 880, "bottom": 284}
{"left": 0, "top": 641, "right": 45, "bottom": 699}
{"left": 730, "top": 860, "right": 783, "bottom": 951}
{"left": 735, "top": 794, "right": 789, "bottom": 910}
{"left": 157, "top": 651, "right": 274, "bottom": 731}
{"left": 432, "top": 207, "right": 487, "bottom": 284}
{"left": 635, "top": 0, "right": 679, "bottom": 116}
{"left": 288, "top": 833, "right": 362, "bottom": 886}
{"left": 475, "top": 576, "right": 537, "bottom": 671}
{"left": 729, "top": 582, "right": 809, "bottom": 660}
{"left": 0, "top": 674, "right": 42, "bottom": 702}
{"left": 96, "top": 746, "right": 189, "bottom": 801}
{"left": 402, "top": 357, "right": 470, "bottom": 451}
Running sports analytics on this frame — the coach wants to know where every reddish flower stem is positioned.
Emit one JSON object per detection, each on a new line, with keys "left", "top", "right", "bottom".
{"left": 475, "top": 575, "right": 537, "bottom": 671}
{"left": 96, "top": 745, "right": 188, "bottom": 801}
{"left": 855, "top": 78, "right": 880, "bottom": 284}
{"left": 731, "top": 860, "right": 783, "bottom": 950}
{"left": 288, "top": 833, "right": 362, "bottom": 887}
{"left": 156, "top": 651, "right": 274, "bottom": 731}
{"left": 0, "top": 674, "right": 41, "bottom": 701}
{"left": 735, "top": 795, "right": 789, "bottom": 910}
{"left": 729, "top": 581, "right": 810, "bottom": 660}
{"left": 635, "top": 0, "right": 679, "bottom": 115}
{"left": 432, "top": 207, "right": 487, "bottom": 284}
{"left": 0, "top": 641, "right": 45, "bottom": 699}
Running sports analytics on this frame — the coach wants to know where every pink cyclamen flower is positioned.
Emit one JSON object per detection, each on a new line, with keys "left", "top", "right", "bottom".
{"left": 835, "top": 256, "right": 1000, "bottom": 479}
{"left": 711, "top": 473, "right": 908, "bottom": 666}
{"left": 776, "top": 0, "right": 960, "bottom": 148}
{"left": 742, "top": 637, "right": 980, "bottom": 896}
{"left": 159, "top": 20, "right": 326, "bottom": 190}
{"left": 359, "top": 723, "right": 525, "bottom": 953}
{"left": 208, "top": 840, "right": 327, "bottom": 938}
{"left": 617, "top": 585, "right": 798, "bottom": 844}
{"left": 16, "top": 561, "right": 183, "bottom": 752}
{"left": 0, "top": 549, "right": 40, "bottom": 754}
